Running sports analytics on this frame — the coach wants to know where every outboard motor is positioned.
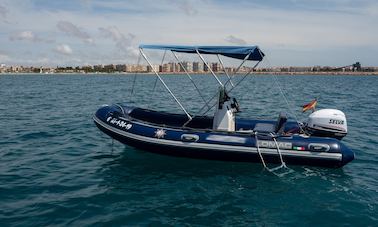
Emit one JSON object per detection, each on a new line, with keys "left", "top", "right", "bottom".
{"left": 305, "top": 109, "right": 347, "bottom": 139}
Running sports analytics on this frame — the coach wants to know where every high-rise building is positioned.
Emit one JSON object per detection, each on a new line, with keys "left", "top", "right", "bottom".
{"left": 93, "top": 64, "right": 103, "bottom": 71}
{"left": 192, "top": 62, "right": 202, "bottom": 72}
{"left": 211, "top": 63, "right": 220, "bottom": 72}
{"left": 162, "top": 63, "right": 171, "bottom": 73}
{"left": 115, "top": 64, "right": 127, "bottom": 72}
{"left": 126, "top": 65, "right": 147, "bottom": 72}
{"left": 203, "top": 62, "right": 210, "bottom": 72}
{"left": 147, "top": 65, "right": 160, "bottom": 73}
{"left": 180, "top": 61, "right": 193, "bottom": 72}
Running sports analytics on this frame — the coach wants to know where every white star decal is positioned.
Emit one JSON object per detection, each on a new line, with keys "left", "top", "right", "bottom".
{"left": 154, "top": 129, "right": 166, "bottom": 139}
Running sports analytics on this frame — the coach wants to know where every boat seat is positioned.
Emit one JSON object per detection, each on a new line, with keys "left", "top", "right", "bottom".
{"left": 128, "top": 107, "right": 213, "bottom": 129}
{"left": 253, "top": 123, "right": 276, "bottom": 133}
{"left": 276, "top": 112, "right": 288, "bottom": 134}
{"left": 254, "top": 112, "right": 287, "bottom": 134}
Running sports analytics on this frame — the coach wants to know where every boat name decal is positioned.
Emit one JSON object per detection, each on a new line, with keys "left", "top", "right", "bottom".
{"left": 206, "top": 135, "right": 247, "bottom": 143}
{"left": 329, "top": 119, "right": 344, "bottom": 125}
{"left": 107, "top": 117, "right": 132, "bottom": 130}
{"left": 258, "top": 140, "right": 292, "bottom": 149}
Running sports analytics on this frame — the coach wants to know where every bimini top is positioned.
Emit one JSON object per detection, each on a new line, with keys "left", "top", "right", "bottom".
{"left": 139, "top": 44, "right": 265, "bottom": 61}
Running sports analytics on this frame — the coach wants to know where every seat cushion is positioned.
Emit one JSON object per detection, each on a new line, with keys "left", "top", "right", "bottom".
{"left": 253, "top": 123, "right": 275, "bottom": 133}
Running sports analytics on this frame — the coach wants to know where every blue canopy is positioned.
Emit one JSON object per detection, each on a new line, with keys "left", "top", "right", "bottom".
{"left": 139, "top": 44, "right": 264, "bottom": 61}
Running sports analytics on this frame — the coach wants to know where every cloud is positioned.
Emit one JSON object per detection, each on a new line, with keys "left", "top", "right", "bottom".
{"left": 364, "top": 1, "right": 378, "bottom": 16}
{"left": 9, "top": 31, "right": 35, "bottom": 41}
{"left": 0, "top": 0, "right": 377, "bottom": 66}
{"left": 9, "top": 31, "right": 54, "bottom": 43}
{"left": 0, "top": 53, "right": 10, "bottom": 62}
{"left": 98, "top": 26, "right": 137, "bottom": 56}
{"left": 57, "top": 21, "right": 93, "bottom": 44}
{"left": 0, "top": 5, "right": 7, "bottom": 20}
{"left": 176, "top": 0, "right": 198, "bottom": 16}
{"left": 54, "top": 44, "right": 73, "bottom": 55}
{"left": 225, "top": 35, "right": 247, "bottom": 45}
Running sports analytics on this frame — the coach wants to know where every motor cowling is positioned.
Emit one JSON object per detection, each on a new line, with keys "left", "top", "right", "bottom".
{"left": 306, "top": 109, "right": 347, "bottom": 139}
{"left": 213, "top": 87, "right": 237, "bottom": 132}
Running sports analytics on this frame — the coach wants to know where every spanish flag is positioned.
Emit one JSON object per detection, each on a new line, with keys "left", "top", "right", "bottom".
{"left": 302, "top": 98, "right": 317, "bottom": 113}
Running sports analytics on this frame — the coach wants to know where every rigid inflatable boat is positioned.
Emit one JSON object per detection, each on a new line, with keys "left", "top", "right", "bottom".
{"left": 94, "top": 44, "right": 354, "bottom": 169}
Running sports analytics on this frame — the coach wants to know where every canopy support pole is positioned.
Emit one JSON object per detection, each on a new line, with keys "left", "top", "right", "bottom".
{"left": 194, "top": 51, "right": 258, "bottom": 117}
{"left": 171, "top": 51, "right": 210, "bottom": 109}
{"left": 139, "top": 48, "right": 192, "bottom": 121}
{"left": 225, "top": 50, "right": 253, "bottom": 87}
{"left": 228, "top": 60, "right": 261, "bottom": 93}
{"left": 217, "top": 54, "right": 234, "bottom": 88}
{"left": 195, "top": 49, "right": 223, "bottom": 87}
{"left": 199, "top": 60, "right": 261, "bottom": 116}
{"left": 148, "top": 50, "right": 167, "bottom": 108}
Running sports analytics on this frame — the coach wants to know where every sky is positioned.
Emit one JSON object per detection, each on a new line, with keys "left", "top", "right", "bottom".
{"left": 0, "top": 0, "right": 377, "bottom": 67}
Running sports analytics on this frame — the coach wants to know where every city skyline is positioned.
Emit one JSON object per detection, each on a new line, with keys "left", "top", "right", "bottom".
{"left": 3, "top": 60, "right": 376, "bottom": 74}
{"left": 0, "top": 0, "right": 377, "bottom": 67}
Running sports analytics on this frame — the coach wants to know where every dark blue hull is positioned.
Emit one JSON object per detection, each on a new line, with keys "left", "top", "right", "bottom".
{"left": 94, "top": 104, "right": 354, "bottom": 168}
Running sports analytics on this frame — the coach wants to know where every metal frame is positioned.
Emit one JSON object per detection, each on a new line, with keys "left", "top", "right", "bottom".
{"left": 149, "top": 50, "right": 167, "bottom": 104}
{"left": 225, "top": 50, "right": 253, "bottom": 87}
{"left": 198, "top": 60, "right": 262, "bottom": 116}
{"left": 217, "top": 54, "right": 234, "bottom": 88}
{"left": 139, "top": 48, "right": 192, "bottom": 121}
{"left": 195, "top": 49, "right": 223, "bottom": 87}
{"left": 138, "top": 47, "right": 262, "bottom": 126}
{"left": 193, "top": 50, "right": 259, "bottom": 116}
{"left": 171, "top": 51, "right": 210, "bottom": 109}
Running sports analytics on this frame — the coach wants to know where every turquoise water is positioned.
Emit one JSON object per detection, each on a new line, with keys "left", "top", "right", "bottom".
{"left": 0, "top": 74, "right": 377, "bottom": 226}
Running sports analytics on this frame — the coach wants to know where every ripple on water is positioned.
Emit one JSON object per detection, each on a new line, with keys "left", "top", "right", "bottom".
{"left": 0, "top": 74, "right": 377, "bottom": 225}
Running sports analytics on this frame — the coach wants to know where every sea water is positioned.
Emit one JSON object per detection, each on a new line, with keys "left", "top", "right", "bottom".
{"left": 0, "top": 74, "right": 377, "bottom": 226}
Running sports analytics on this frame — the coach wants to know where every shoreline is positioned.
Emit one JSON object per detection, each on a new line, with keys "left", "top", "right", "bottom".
{"left": 1, "top": 71, "right": 378, "bottom": 76}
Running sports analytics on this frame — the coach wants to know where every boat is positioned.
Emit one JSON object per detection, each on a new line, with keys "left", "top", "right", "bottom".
{"left": 94, "top": 44, "right": 354, "bottom": 169}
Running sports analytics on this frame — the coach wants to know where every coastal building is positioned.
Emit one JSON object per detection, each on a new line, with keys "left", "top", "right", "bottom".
{"left": 211, "top": 63, "right": 220, "bottom": 72}
{"left": 115, "top": 64, "right": 127, "bottom": 72}
{"left": 127, "top": 64, "right": 148, "bottom": 73}
{"left": 162, "top": 63, "right": 171, "bottom": 73}
{"left": 203, "top": 62, "right": 210, "bottom": 72}
{"left": 224, "top": 67, "right": 233, "bottom": 73}
{"left": 168, "top": 62, "right": 180, "bottom": 73}
{"left": 2, "top": 61, "right": 377, "bottom": 74}
{"left": 192, "top": 62, "right": 203, "bottom": 73}
{"left": 0, "top": 64, "right": 6, "bottom": 73}
{"left": 93, "top": 65, "right": 103, "bottom": 71}
{"left": 103, "top": 64, "right": 116, "bottom": 72}
{"left": 147, "top": 65, "right": 160, "bottom": 73}
{"left": 179, "top": 61, "right": 193, "bottom": 72}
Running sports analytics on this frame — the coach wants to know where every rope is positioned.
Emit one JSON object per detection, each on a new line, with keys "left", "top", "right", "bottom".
{"left": 254, "top": 132, "right": 267, "bottom": 168}
{"left": 270, "top": 133, "right": 287, "bottom": 168}
{"left": 264, "top": 57, "right": 305, "bottom": 133}
{"left": 254, "top": 132, "right": 287, "bottom": 171}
